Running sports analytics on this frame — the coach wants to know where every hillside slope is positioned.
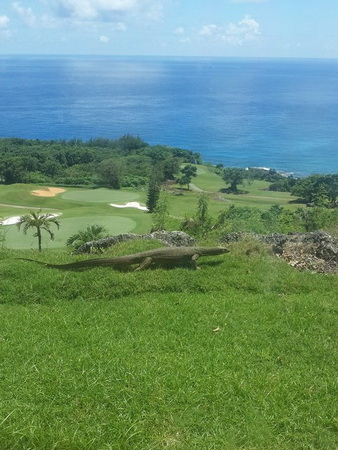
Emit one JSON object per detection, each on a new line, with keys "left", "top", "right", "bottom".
{"left": 0, "top": 241, "right": 337, "bottom": 449}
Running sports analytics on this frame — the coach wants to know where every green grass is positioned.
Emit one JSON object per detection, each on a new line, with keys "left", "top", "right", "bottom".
{"left": 0, "top": 241, "right": 337, "bottom": 449}
{"left": 0, "top": 184, "right": 151, "bottom": 249}
{"left": 61, "top": 189, "right": 141, "bottom": 203}
{"left": 190, "top": 165, "right": 225, "bottom": 192}
{"left": 174, "top": 165, "right": 295, "bottom": 212}
{"left": 223, "top": 180, "right": 296, "bottom": 210}
{"left": 3, "top": 216, "right": 137, "bottom": 249}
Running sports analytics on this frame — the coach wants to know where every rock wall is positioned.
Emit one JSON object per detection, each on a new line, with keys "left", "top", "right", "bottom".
{"left": 221, "top": 230, "right": 338, "bottom": 273}
{"left": 74, "top": 231, "right": 196, "bottom": 254}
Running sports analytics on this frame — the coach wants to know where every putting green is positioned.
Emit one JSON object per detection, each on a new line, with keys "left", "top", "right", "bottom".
{"left": 62, "top": 189, "right": 140, "bottom": 203}
{"left": 2, "top": 216, "right": 136, "bottom": 249}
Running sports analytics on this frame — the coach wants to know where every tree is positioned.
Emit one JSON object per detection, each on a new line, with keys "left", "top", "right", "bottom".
{"left": 146, "top": 167, "right": 161, "bottom": 213}
{"left": 196, "top": 194, "right": 211, "bottom": 227}
{"left": 41, "top": 158, "right": 62, "bottom": 177}
{"left": 1, "top": 157, "right": 26, "bottom": 184}
{"left": 115, "top": 134, "right": 149, "bottom": 154}
{"left": 291, "top": 175, "right": 317, "bottom": 204}
{"left": 313, "top": 184, "right": 329, "bottom": 207}
{"left": 222, "top": 167, "right": 247, "bottom": 193}
{"left": 296, "top": 207, "right": 328, "bottom": 232}
{"left": 66, "top": 224, "right": 109, "bottom": 250}
{"left": 177, "top": 164, "right": 197, "bottom": 190}
{"left": 162, "top": 157, "right": 181, "bottom": 180}
{"left": 97, "top": 158, "right": 124, "bottom": 189}
{"left": 17, "top": 210, "right": 61, "bottom": 251}
{"left": 327, "top": 175, "right": 338, "bottom": 206}
{"left": 180, "top": 194, "right": 212, "bottom": 237}
{"left": 151, "top": 194, "right": 169, "bottom": 231}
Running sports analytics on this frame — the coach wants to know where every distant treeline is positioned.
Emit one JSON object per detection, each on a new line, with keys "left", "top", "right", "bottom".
{"left": 0, "top": 135, "right": 202, "bottom": 188}
{"left": 267, "top": 172, "right": 338, "bottom": 207}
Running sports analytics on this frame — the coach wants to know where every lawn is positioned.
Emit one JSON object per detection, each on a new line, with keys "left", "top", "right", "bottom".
{"left": 0, "top": 241, "right": 337, "bottom": 449}
{"left": 61, "top": 188, "right": 142, "bottom": 203}
{"left": 0, "top": 184, "right": 151, "bottom": 249}
{"left": 3, "top": 216, "right": 137, "bottom": 249}
{"left": 1, "top": 178, "right": 337, "bottom": 448}
{"left": 175, "top": 165, "right": 295, "bottom": 212}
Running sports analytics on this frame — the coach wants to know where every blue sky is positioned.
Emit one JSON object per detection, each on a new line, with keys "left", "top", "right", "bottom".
{"left": 0, "top": 0, "right": 337, "bottom": 58}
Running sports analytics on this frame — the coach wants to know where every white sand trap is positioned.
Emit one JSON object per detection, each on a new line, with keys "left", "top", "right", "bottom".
{"left": 1, "top": 216, "right": 22, "bottom": 225}
{"left": 0, "top": 213, "right": 62, "bottom": 226}
{"left": 110, "top": 202, "right": 148, "bottom": 211}
{"left": 31, "top": 187, "right": 66, "bottom": 197}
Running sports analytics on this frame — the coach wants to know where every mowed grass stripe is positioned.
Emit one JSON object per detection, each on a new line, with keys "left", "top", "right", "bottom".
{"left": 61, "top": 189, "right": 141, "bottom": 203}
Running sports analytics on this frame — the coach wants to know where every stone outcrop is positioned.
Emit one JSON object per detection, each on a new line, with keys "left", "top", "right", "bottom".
{"left": 74, "top": 231, "right": 196, "bottom": 254}
{"left": 221, "top": 230, "right": 338, "bottom": 273}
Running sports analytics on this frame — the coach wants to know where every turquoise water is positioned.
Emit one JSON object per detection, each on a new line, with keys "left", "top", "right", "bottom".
{"left": 1, "top": 55, "right": 338, "bottom": 175}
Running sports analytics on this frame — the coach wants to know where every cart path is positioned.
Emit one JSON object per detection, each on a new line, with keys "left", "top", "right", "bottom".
{"left": 0, "top": 203, "right": 60, "bottom": 210}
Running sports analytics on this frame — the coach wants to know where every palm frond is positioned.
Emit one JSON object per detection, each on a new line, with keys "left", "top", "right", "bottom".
{"left": 17, "top": 209, "right": 61, "bottom": 250}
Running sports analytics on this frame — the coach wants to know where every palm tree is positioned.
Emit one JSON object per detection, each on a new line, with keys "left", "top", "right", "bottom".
{"left": 17, "top": 210, "right": 61, "bottom": 252}
{"left": 66, "top": 224, "right": 109, "bottom": 251}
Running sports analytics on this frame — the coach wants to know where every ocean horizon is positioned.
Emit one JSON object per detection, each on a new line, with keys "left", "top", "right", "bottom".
{"left": 1, "top": 55, "right": 338, "bottom": 176}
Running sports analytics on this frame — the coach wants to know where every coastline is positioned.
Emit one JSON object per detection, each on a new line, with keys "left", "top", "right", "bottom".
{"left": 1, "top": 57, "right": 338, "bottom": 177}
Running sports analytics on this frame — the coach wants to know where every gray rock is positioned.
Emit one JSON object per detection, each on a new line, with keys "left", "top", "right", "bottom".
{"left": 74, "top": 231, "right": 195, "bottom": 254}
{"left": 220, "top": 230, "right": 338, "bottom": 273}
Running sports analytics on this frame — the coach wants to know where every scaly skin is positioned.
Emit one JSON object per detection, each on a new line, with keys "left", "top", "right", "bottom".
{"left": 17, "top": 246, "right": 229, "bottom": 271}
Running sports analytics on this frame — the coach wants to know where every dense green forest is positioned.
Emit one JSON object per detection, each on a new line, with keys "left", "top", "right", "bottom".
{"left": 0, "top": 135, "right": 202, "bottom": 188}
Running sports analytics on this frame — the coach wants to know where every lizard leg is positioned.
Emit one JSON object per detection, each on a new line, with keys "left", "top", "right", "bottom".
{"left": 135, "top": 256, "right": 153, "bottom": 271}
{"left": 191, "top": 253, "right": 200, "bottom": 270}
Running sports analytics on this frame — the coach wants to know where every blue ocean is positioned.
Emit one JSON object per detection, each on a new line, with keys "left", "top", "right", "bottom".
{"left": 1, "top": 55, "right": 338, "bottom": 176}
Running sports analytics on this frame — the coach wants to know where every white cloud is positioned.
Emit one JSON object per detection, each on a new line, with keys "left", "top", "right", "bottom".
{"left": 99, "top": 34, "right": 109, "bottom": 42}
{"left": 143, "top": 1, "right": 164, "bottom": 21}
{"left": 54, "top": 0, "right": 138, "bottom": 20}
{"left": 0, "top": 15, "right": 10, "bottom": 28}
{"left": 0, "top": 15, "right": 11, "bottom": 37}
{"left": 174, "top": 26, "right": 185, "bottom": 35}
{"left": 12, "top": 2, "right": 37, "bottom": 27}
{"left": 50, "top": 0, "right": 166, "bottom": 23}
{"left": 199, "top": 16, "right": 261, "bottom": 45}
{"left": 113, "top": 21, "right": 127, "bottom": 30}
{"left": 199, "top": 24, "right": 217, "bottom": 37}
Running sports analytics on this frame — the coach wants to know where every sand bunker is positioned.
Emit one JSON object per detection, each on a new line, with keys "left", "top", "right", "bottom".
{"left": 110, "top": 202, "right": 148, "bottom": 211}
{"left": 1, "top": 216, "right": 22, "bottom": 226}
{"left": 31, "top": 187, "right": 66, "bottom": 197}
{"left": 1, "top": 213, "right": 62, "bottom": 226}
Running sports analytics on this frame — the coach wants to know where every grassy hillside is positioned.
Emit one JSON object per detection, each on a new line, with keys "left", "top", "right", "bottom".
{"left": 1, "top": 240, "right": 337, "bottom": 449}
{"left": 1, "top": 171, "right": 337, "bottom": 448}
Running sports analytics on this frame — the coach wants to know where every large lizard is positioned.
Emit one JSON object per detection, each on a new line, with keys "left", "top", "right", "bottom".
{"left": 17, "top": 246, "right": 229, "bottom": 271}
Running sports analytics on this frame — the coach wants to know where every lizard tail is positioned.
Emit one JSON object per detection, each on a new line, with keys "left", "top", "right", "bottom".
{"left": 14, "top": 258, "right": 99, "bottom": 270}
{"left": 14, "top": 258, "right": 75, "bottom": 269}
{"left": 15, "top": 257, "right": 50, "bottom": 266}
